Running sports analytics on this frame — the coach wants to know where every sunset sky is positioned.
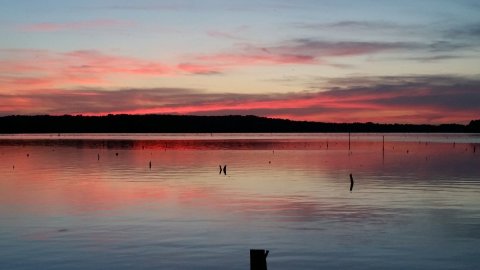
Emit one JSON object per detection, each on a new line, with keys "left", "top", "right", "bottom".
{"left": 1, "top": 0, "right": 479, "bottom": 123}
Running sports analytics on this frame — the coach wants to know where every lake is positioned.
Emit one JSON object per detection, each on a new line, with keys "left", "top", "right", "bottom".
{"left": 0, "top": 133, "right": 479, "bottom": 269}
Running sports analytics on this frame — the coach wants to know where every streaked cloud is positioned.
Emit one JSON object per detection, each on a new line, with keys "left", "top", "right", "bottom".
{"left": 1, "top": 1, "right": 479, "bottom": 123}
{"left": 295, "top": 20, "right": 480, "bottom": 53}
{"left": 402, "top": 55, "right": 467, "bottom": 62}
{"left": 0, "top": 39, "right": 416, "bottom": 90}
{"left": 1, "top": 75, "right": 478, "bottom": 124}
{"left": 176, "top": 63, "right": 222, "bottom": 75}
{"left": 182, "top": 39, "right": 414, "bottom": 72}
{"left": 294, "top": 20, "right": 416, "bottom": 33}
{"left": 444, "top": 23, "right": 480, "bottom": 40}
{"left": 277, "top": 39, "right": 415, "bottom": 56}
{"left": 0, "top": 49, "right": 174, "bottom": 90}
{"left": 17, "top": 19, "right": 135, "bottom": 32}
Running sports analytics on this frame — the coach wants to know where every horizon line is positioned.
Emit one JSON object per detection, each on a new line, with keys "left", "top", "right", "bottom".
{"left": 1, "top": 113, "right": 477, "bottom": 127}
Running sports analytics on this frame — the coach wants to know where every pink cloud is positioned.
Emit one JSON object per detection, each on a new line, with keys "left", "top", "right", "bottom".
{"left": 1, "top": 75, "right": 478, "bottom": 124}
{"left": 18, "top": 19, "right": 135, "bottom": 32}
{"left": 0, "top": 49, "right": 174, "bottom": 90}
{"left": 181, "top": 39, "right": 413, "bottom": 72}
{"left": 197, "top": 52, "right": 316, "bottom": 65}
{"left": 0, "top": 38, "right": 414, "bottom": 91}
{"left": 63, "top": 50, "right": 172, "bottom": 75}
{"left": 177, "top": 63, "right": 221, "bottom": 75}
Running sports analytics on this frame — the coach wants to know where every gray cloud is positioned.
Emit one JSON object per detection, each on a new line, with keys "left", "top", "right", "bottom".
{"left": 427, "top": 40, "right": 472, "bottom": 52}
{"left": 402, "top": 55, "right": 467, "bottom": 62}
{"left": 188, "top": 39, "right": 420, "bottom": 70}
{"left": 190, "top": 36, "right": 475, "bottom": 70}
{"left": 328, "top": 75, "right": 480, "bottom": 108}
{"left": 444, "top": 23, "right": 480, "bottom": 42}
{"left": 273, "top": 38, "right": 417, "bottom": 56}
{"left": 292, "top": 19, "right": 479, "bottom": 58}
{"left": 294, "top": 20, "right": 416, "bottom": 33}
{"left": 1, "top": 75, "right": 479, "bottom": 123}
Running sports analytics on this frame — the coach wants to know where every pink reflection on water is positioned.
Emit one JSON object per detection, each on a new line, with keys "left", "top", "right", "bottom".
{"left": 0, "top": 135, "right": 478, "bottom": 219}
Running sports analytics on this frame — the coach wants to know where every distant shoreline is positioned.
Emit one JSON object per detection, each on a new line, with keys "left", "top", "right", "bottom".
{"left": 1, "top": 114, "right": 479, "bottom": 133}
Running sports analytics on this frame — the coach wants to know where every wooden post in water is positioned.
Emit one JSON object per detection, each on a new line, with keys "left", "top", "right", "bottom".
{"left": 250, "top": 249, "right": 269, "bottom": 270}
{"left": 350, "top": 173, "right": 354, "bottom": 192}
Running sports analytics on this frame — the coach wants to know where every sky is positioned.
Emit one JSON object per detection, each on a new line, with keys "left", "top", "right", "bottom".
{"left": 0, "top": 0, "right": 479, "bottom": 124}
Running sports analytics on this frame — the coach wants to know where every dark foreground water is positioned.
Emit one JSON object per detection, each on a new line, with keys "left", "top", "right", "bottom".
{"left": 0, "top": 133, "right": 479, "bottom": 269}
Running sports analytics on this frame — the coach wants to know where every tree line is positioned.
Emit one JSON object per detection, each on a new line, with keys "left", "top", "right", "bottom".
{"left": 0, "top": 114, "right": 479, "bottom": 133}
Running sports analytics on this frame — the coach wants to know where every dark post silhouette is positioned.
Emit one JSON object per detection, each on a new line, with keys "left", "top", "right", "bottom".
{"left": 149, "top": 161, "right": 152, "bottom": 169}
{"left": 97, "top": 153, "right": 100, "bottom": 161}
{"left": 350, "top": 173, "right": 354, "bottom": 191}
{"left": 219, "top": 165, "right": 222, "bottom": 174}
{"left": 223, "top": 165, "right": 227, "bottom": 175}
{"left": 250, "top": 249, "right": 269, "bottom": 270}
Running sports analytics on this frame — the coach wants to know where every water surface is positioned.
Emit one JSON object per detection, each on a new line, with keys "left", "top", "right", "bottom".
{"left": 1, "top": 133, "right": 479, "bottom": 269}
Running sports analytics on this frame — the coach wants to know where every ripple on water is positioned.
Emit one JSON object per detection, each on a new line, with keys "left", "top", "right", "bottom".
{"left": 1, "top": 134, "right": 479, "bottom": 270}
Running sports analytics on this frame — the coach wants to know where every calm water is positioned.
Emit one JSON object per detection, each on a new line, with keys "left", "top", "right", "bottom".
{"left": 1, "top": 133, "right": 479, "bottom": 269}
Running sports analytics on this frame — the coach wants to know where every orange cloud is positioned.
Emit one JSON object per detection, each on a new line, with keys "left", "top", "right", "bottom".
{"left": 0, "top": 43, "right": 478, "bottom": 125}
{"left": 0, "top": 49, "right": 174, "bottom": 90}
{"left": 0, "top": 38, "right": 417, "bottom": 91}
{"left": 1, "top": 74, "right": 479, "bottom": 123}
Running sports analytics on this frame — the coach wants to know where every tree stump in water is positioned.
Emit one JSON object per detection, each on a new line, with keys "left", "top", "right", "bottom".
{"left": 250, "top": 249, "right": 269, "bottom": 270}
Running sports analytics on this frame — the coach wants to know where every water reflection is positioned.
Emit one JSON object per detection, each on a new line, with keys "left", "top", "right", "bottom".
{"left": 0, "top": 134, "right": 479, "bottom": 270}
